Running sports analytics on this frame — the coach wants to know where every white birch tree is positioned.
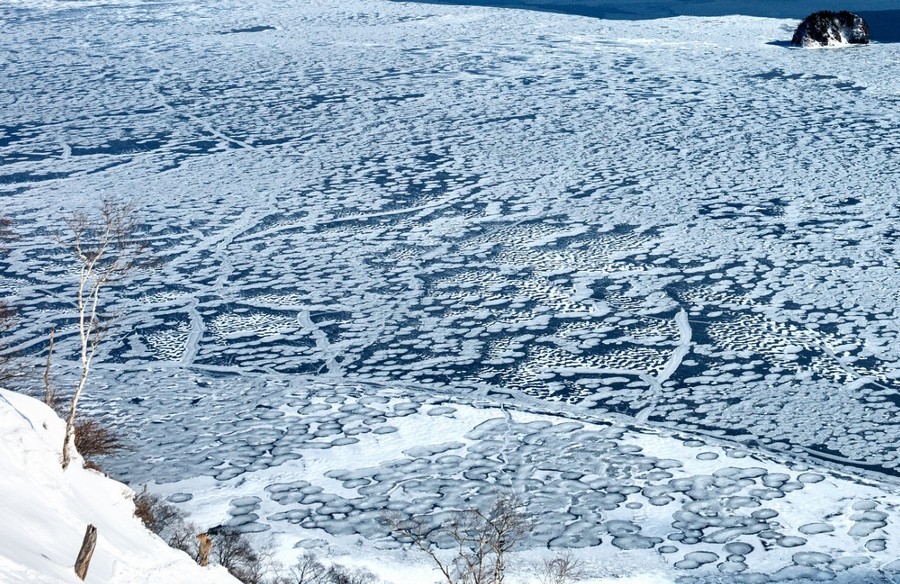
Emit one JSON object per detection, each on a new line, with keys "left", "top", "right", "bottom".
{"left": 60, "top": 199, "right": 149, "bottom": 469}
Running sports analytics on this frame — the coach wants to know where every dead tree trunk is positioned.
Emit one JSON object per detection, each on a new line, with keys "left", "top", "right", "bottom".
{"left": 75, "top": 524, "right": 97, "bottom": 581}
{"left": 44, "top": 325, "right": 55, "bottom": 407}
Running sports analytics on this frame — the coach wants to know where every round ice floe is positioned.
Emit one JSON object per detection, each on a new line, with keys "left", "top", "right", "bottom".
{"left": 777, "top": 536, "right": 807, "bottom": 548}
{"left": 751, "top": 509, "right": 779, "bottom": 520}
{"left": 687, "top": 552, "right": 719, "bottom": 564}
{"left": 851, "top": 510, "right": 887, "bottom": 522}
{"left": 656, "top": 459, "right": 683, "bottom": 469}
{"left": 605, "top": 520, "right": 640, "bottom": 536}
{"left": 770, "top": 565, "right": 834, "bottom": 581}
{"left": 645, "top": 470, "right": 674, "bottom": 481}
{"left": 667, "top": 478, "right": 695, "bottom": 493}
{"left": 268, "top": 509, "right": 309, "bottom": 523}
{"left": 426, "top": 406, "right": 456, "bottom": 416}
{"left": 215, "top": 467, "right": 244, "bottom": 481}
{"left": 659, "top": 545, "right": 679, "bottom": 554}
{"left": 723, "top": 496, "right": 759, "bottom": 510}
{"left": 230, "top": 496, "right": 261, "bottom": 508}
{"left": 761, "top": 473, "right": 790, "bottom": 488}
{"left": 330, "top": 437, "right": 359, "bottom": 447}
{"left": 799, "top": 523, "right": 834, "bottom": 535}
{"left": 642, "top": 485, "right": 669, "bottom": 498}
{"left": 675, "top": 551, "right": 719, "bottom": 570}
{"left": 793, "top": 552, "right": 832, "bottom": 566}
{"left": 225, "top": 513, "right": 260, "bottom": 527}
{"left": 373, "top": 425, "right": 398, "bottom": 434}
{"left": 748, "top": 487, "right": 785, "bottom": 501}
{"left": 697, "top": 452, "right": 719, "bottom": 461}
{"left": 797, "top": 472, "right": 825, "bottom": 483}
{"left": 724, "top": 542, "right": 754, "bottom": 556}
{"left": 852, "top": 500, "right": 877, "bottom": 511}
{"left": 596, "top": 493, "right": 627, "bottom": 509}
{"left": 345, "top": 426, "right": 371, "bottom": 436}
{"left": 167, "top": 492, "right": 193, "bottom": 503}
{"left": 829, "top": 556, "right": 870, "bottom": 569}
{"left": 848, "top": 521, "right": 885, "bottom": 537}
{"left": 718, "top": 560, "right": 748, "bottom": 573}
{"left": 704, "top": 527, "right": 753, "bottom": 544}
{"left": 865, "top": 539, "right": 886, "bottom": 552}
{"left": 612, "top": 535, "right": 659, "bottom": 550}
{"left": 317, "top": 519, "right": 358, "bottom": 536}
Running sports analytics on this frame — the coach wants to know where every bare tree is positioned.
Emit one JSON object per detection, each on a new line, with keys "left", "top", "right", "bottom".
{"left": 59, "top": 199, "right": 149, "bottom": 469}
{"left": 0, "top": 299, "right": 13, "bottom": 385}
{"left": 387, "top": 494, "right": 530, "bottom": 584}
{"left": 211, "top": 527, "right": 280, "bottom": 584}
{"left": 133, "top": 487, "right": 200, "bottom": 559}
{"left": 269, "top": 554, "right": 382, "bottom": 584}
{"left": 0, "top": 215, "right": 16, "bottom": 385}
{"left": 532, "top": 552, "right": 584, "bottom": 584}
{"left": 283, "top": 554, "right": 328, "bottom": 584}
{"left": 43, "top": 325, "right": 56, "bottom": 406}
{"left": 325, "top": 565, "right": 381, "bottom": 584}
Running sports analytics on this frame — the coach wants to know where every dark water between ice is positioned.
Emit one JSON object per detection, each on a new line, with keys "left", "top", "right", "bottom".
{"left": 395, "top": 0, "right": 900, "bottom": 42}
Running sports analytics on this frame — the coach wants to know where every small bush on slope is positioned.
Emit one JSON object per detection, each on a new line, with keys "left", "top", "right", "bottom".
{"left": 133, "top": 487, "right": 200, "bottom": 559}
{"left": 74, "top": 418, "right": 124, "bottom": 463}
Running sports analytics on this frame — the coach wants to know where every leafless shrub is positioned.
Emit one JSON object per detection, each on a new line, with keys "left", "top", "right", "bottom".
{"left": 276, "top": 553, "right": 328, "bottom": 584}
{"left": 211, "top": 527, "right": 271, "bottom": 584}
{"left": 0, "top": 214, "right": 16, "bottom": 385}
{"left": 0, "top": 301, "right": 14, "bottom": 385}
{"left": 0, "top": 214, "right": 12, "bottom": 250}
{"left": 269, "top": 554, "right": 383, "bottom": 584}
{"left": 387, "top": 493, "right": 531, "bottom": 584}
{"left": 133, "top": 487, "right": 199, "bottom": 559}
{"left": 325, "top": 565, "right": 381, "bottom": 584}
{"left": 532, "top": 552, "right": 584, "bottom": 584}
{"left": 74, "top": 418, "right": 124, "bottom": 461}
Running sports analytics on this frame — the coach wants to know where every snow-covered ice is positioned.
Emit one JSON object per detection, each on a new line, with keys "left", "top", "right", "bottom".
{"left": 1, "top": 0, "right": 900, "bottom": 581}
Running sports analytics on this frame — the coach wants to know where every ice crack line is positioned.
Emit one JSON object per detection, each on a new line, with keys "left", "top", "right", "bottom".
{"left": 635, "top": 308, "right": 692, "bottom": 424}
{"left": 655, "top": 308, "right": 692, "bottom": 387}
{"left": 149, "top": 70, "right": 257, "bottom": 151}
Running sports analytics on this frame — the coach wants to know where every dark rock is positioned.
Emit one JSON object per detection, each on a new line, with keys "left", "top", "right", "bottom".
{"left": 791, "top": 11, "right": 870, "bottom": 47}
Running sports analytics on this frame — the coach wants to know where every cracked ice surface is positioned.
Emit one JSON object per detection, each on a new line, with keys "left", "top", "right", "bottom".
{"left": 94, "top": 373, "right": 900, "bottom": 581}
{"left": 3, "top": 0, "right": 899, "bottom": 472}
{"left": 2, "top": 0, "right": 900, "bottom": 579}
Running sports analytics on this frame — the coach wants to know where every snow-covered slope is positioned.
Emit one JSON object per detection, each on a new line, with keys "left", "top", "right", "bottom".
{"left": 0, "top": 389, "right": 238, "bottom": 584}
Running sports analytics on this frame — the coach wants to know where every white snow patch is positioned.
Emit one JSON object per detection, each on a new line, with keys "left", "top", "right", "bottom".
{"left": 0, "top": 389, "right": 238, "bottom": 584}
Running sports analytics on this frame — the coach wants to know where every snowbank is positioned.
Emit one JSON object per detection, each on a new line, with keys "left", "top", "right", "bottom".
{"left": 0, "top": 389, "right": 238, "bottom": 584}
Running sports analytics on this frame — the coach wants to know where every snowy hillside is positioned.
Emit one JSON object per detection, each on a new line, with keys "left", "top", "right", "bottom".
{"left": 0, "top": 389, "right": 238, "bottom": 584}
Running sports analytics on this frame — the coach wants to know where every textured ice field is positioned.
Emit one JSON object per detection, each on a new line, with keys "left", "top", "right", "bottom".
{"left": 1, "top": 0, "right": 900, "bottom": 580}
{"left": 78, "top": 371, "right": 900, "bottom": 582}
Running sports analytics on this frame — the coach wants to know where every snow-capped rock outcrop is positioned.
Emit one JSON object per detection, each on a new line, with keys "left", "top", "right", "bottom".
{"left": 791, "top": 11, "right": 870, "bottom": 47}
{"left": 0, "top": 389, "right": 238, "bottom": 584}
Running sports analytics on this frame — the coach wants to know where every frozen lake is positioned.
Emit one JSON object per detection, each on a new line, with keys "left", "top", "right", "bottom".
{"left": 2, "top": 0, "right": 900, "bottom": 580}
